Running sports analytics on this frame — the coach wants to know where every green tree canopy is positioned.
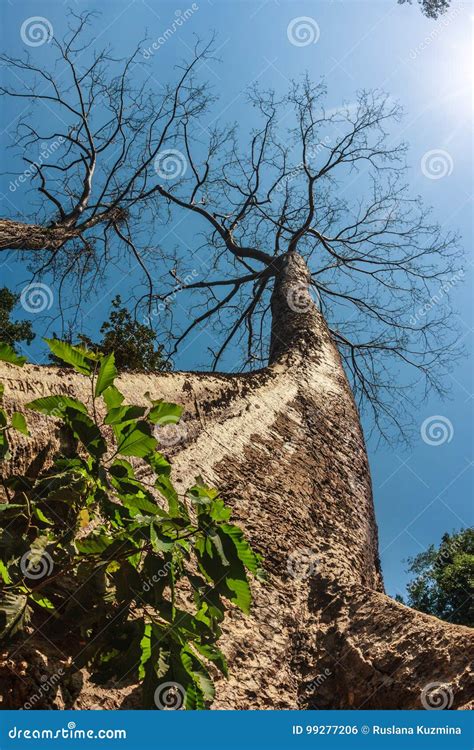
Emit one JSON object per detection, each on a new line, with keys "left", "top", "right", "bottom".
{"left": 398, "top": 528, "right": 473, "bottom": 626}
{"left": 0, "top": 288, "right": 34, "bottom": 353}
{"left": 49, "top": 296, "right": 170, "bottom": 373}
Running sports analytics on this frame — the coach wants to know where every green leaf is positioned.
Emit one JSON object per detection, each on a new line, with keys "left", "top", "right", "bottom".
{"left": 0, "top": 560, "right": 11, "bottom": 584}
{"left": 30, "top": 593, "right": 55, "bottom": 610}
{"left": 0, "top": 592, "right": 30, "bottom": 639}
{"left": 193, "top": 642, "right": 228, "bottom": 677}
{"left": 102, "top": 385, "right": 124, "bottom": 411}
{"left": 0, "top": 343, "right": 26, "bottom": 366}
{"left": 139, "top": 623, "right": 152, "bottom": 680}
{"left": 196, "top": 528, "right": 252, "bottom": 614}
{"left": 44, "top": 338, "right": 93, "bottom": 374}
{"left": 220, "top": 523, "right": 263, "bottom": 576}
{"left": 104, "top": 405, "right": 146, "bottom": 426}
{"left": 26, "top": 395, "right": 88, "bottom": 417}
{"left": 95, "top": 353, "right": 117, "bottom": 397}
{"left": 145, "top": 451, "right": 171, "bottom": 477}
{"left": 117, "top": 422, "right": 157, "bottom": 458}
{"left": 64, "top": 409, "right": 107, "bottom": 459}
{"left": 10, "top": 412, "right": 28, "bottom": 435}
{"left": 147, "top": 401, "right": 183, "bottom": 425}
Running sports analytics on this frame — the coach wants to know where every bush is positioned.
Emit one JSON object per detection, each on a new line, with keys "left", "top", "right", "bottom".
{"left": 0, "top": 340, "right": 263, "bottom": 709}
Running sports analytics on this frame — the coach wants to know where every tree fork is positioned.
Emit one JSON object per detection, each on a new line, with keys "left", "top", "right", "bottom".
{"left": 0, "top": 253, "right": 472, "bottom": 709}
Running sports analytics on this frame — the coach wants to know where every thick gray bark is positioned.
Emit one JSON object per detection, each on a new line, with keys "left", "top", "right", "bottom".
{"left": 0, "top": 251, "right": 472, "bottom": 710}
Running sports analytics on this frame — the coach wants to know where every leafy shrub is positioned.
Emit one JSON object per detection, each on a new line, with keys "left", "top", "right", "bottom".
{"left": 0, "top": 340, "right": 262, "bottom": 709}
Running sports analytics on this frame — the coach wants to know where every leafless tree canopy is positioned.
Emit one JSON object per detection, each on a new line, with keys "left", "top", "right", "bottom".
{"left": 0, "top": 12, "right": 462, "bottom": 441}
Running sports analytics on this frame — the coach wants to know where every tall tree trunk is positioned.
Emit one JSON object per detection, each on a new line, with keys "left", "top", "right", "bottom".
{"left": 1, "top": 252, "right": 472, "bottom": 710}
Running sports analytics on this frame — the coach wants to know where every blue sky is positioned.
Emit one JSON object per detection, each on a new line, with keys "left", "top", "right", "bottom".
{"left": 0, "top": 0, "right": 472, "bottom": 597}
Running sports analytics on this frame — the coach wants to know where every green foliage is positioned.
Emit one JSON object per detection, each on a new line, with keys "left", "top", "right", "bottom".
{"left": 0, "top": 288, "right": 35, "bottom": 354}
{"left": 399, "top": 528, "right": 473, "bottom": 627}
{"left": 398, "top": 0, "right": 450, "bottom": 19}
{"left": 0, "top": 340, "right": 263, "bottom": 709}
{"left": 49, "top": 296, "right": 171, "bottom": 373}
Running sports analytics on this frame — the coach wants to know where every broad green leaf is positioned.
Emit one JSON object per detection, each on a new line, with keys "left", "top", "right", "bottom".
{"left": 11, "top": 412, "right": 28, "bottom": 435}
{"left": 0, "top": 343, "right": 26, "bottom": 366}
{"left": 145, "top": 451, "right": 171, "bottom": 477}
{"left": 117, "top": 422, "right": 157, "bottom": 458}
{"left": 44, "top": 339, "right": 93, "bottom": 374}
{"left": 181, "top": 648, "right": 215, "bottom": 703}
{"left": 30, "top": 593, "right": 55, "bottom": 610}
{"left": 33, "top": 507, "right": 54, "bottom": 525}
{"left": 155, "top": 475, "right": 179, "bottom": 516}
{"left": 220, "top": 523, "right": 263, "bottom": 576}
{"left": 102, "top": 385, "right": 124, "bottom": 411}
{"left": 193, "top": 642, "right": 228, "bottom": 677}
{"left": 26, "top": 395, "right": 87, "bottom": 417}
{"left": 104, "top": 405, "right": 146, "bottom": 426}
{"left": 0, "top": 592, "right": 30, "bottom": 639}
{"left": 95, "top": 353, "right": 117, "bottom": 397}
{"left": 147, "top": 401, "right": 183, "bottom": 425}
{"left": 64, "top": 409, "right": 107, "bottom": 459}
